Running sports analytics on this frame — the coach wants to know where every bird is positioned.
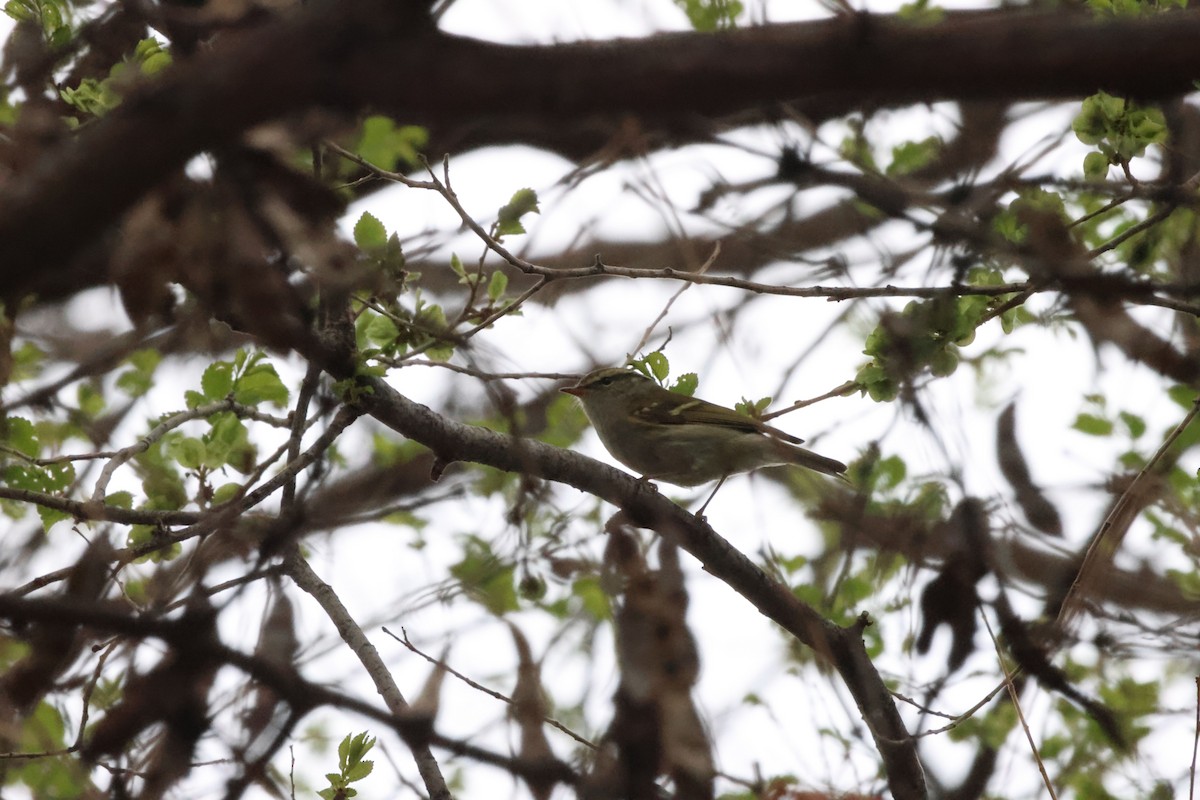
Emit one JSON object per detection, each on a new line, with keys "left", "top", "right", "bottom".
{"left": 561, "top": 367, "right": 847, "bottom": 505}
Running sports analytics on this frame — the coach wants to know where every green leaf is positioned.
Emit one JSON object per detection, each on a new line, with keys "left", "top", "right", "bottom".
{"left": 204, "top": 413, "right": 251, "bottom": 470}
{"left": 116, "top": 349, "right": 162, "bottom": 397}
{"left": 1073, "top": 413, "right": 1114, "bottom": 436}
{"left": 115, "top": 370, "right": 151, "bottom": 397}
{"left": 37, "top": 505, "right": 68, "bottom": 530}
{"left": 4, "top": 1, "right": 35, "bottom": 23}
{"left": 168, "top": 436, "right": 206, "bottom": 470}
{"left": 1167, "top": 567, "right": 1200, "bottom": 599}
{"left": 644, "top": 351, "right": 669, "bottom": 382}
{"left": 496, "top": 188, "right": 539, "bottom": 238}
{"left": 414, "top": 303, "right": 454, "bottom": 362}
{"left": 209, "top": 412, "right": 249, "bottom": 450}
{"left": 383, "top": 509, "right": 427, "bottom": 529}
{"left": 39, "top": 1, "right": 60, "bottom": 31}
{"left": 3, "top": 465, "right": 39, "bottom": 493}
{"left": 855, "top": 362, "right": 899, "bottom": 403}
{"left": 364, "top": 314, "right": 399, "bottom": 347}
{"left": 10, "top": 702, "right": 89, "bottom": 797}
{"left": 1073, "top": 91, "right": 1167, "bottom": 167}
{"left": 1168, "top": 385, "right": 1197, "bottom": 409}
{"left": 129, "top": 349, "right": 162, "bottom": 375}
{"left": 211, "top": 483, "right": 242, "bottom": 506}
{"left": 671, "top": 372, "right": 698, "bottom": 397}
{"left": 3, "top": 417, "right": 39, "bottom": 458}
{"left": 486, "top": 270, "right": 508, "bottom": 303}
{"left": 23, "top": 702, "right": 66, "bottom": 749}
{"left": 379, "top": 232, "right": 406, "bottom": 277}
{"left": 947, "top": 704, "right": 1018, "bottom": 748}
{"left": 887, "top": 137, "right": 941, "bottom": 176}
{"left": 674, "top": 0, "right": 743, "bottom": 30}
{"left": 539, "top": 393, "right": 589, "bottom": 449}
{"left": 450, "top": 538, "right": 518, "bottom": 615}
{"left": 234, "top": 364, "right": 288, "bottom": 407}
{"left": 140, "top": 461, "right": 187, "bottom": 510}
{"left": 571, "top": 576, "right": 611, "bottom": 620}
{"left": 345, "top": 760, "right": 374, "bottom": 782}
{"left": 105, "top": 491, "right": 134, "bottom": 509}
{"left": 202, "top": 361, "right": 234, "bottom": 400}
{"left": 897, "top": 0, "right": 944, "bottom": 24}
{"left": 874, "top": 455, "right": 907, "bottom": 491}
{"left": 76, "top": 383, "right": 105, "bottom": 417}
{"left": 929, "top": 349, "right": 959, "bottom": 377}
{"left": 134, "top": 38, "right": 171, "bottom": 75}
{"left": 140, "top": 49, "right": 171, "bottom": 75}
{"left": 2, "top": 460, "right": 73, "bottom": 499}
{"left": 735, "top": 396, "right": 771, "bottom": 416}
{"left": 42, "top": 462, "right": 73, "bottom": 492}
{"left": 46, "top": 23, "right": 69, "bottom": 48}
{"left": 1118, "top": 411, "right": 1146, "bottom": 439}
{"left": 1083, "top": 151, "right": 1111, "bottom": 180}
{"left": 353, "top": 212, "right": 388, "bottom": 252}
{"left": 339, "top": 732, "right": 376, "bottom": 773}
{"left": 1170, "top": 412, "right": 1200, "bottom": 454}
{"left": 355, "top": 116, "right": 427, "bottom": 171}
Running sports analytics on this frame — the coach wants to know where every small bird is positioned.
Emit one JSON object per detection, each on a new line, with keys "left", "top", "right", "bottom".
{"left": 561, "top": 368, "right": 847, "bottom": 491}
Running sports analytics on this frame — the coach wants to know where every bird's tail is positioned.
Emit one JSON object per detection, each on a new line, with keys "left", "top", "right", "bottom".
{"left": 786, "top": 445, "right": 848, "bottom": 478}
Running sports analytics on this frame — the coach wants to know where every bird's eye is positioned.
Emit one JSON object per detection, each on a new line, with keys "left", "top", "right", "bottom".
{"left": 599, "top": 376, "right": 615, "bottom": 386}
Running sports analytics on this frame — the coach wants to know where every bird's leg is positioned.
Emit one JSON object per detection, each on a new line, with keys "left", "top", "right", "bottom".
{"left": 634, "top": 474, "right": 660, "bottom": 493}
{"left": 694, "top": 476, "right": 727, "bottom": 520}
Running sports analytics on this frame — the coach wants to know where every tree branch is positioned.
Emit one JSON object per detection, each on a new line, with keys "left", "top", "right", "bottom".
{"left": 5, "top": 5, "right": 1200, "bottom": 301}
{"left": 316, "top": 357, "right": 928, "bottom": 798}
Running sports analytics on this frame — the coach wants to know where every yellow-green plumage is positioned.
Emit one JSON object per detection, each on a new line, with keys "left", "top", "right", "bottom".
{"left": 562, "top": 368, "right": 846, "bottom": 487}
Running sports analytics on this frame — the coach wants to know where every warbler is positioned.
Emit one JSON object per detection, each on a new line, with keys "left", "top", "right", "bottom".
{"left": 561, "top": 368, "right": 846, "bottom": 487}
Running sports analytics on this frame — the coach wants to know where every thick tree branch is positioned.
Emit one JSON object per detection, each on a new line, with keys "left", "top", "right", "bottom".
{"left": 4, "top": 5, "right": 1200, "bottom": 300}
{"left": 321, "top": 361, "right": 927, "bottom": 798}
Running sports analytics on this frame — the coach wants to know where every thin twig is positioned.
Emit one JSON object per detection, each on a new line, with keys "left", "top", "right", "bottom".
{"left": 1066, "top": 191, "right": 1140, "bottom": 230}
{"left": 762, "top": 380, "right": 858, "bottom": 421}
{"left": 0, "top": 327, "right": 159, "bottom": 414}
{"left": 1190, "top": 675, "right": 1199, "bottom": 800}
{"left": 629, "top": 242, "right": 721, "bottom": 357}
{"left": 329, "top": 141, "right": 1045, "bottom": 304}
{"left": 397, "top": 361, "right": 578, "bottom": 382}
{"left": 1055, "top": 396, "right": 1200, "bottom": 630}
{"left": 284, "top": 551, "right": 454, "bottom": 800}
{"left": 88, "top": 399, "right": 289, "bottom": 504}
{"left": 906, "top": 680, "right": 1010, "bottom": 738}
{"left": 983, "top": 612, "right": 1059, "bottom": 800}
{"left": 1087, "top": 204, "right": 1178, "bottom": 259}
{"left": 386, "top": 626, "right": 597, "bottom": 750}
{"left": 1086, "top": 169, "right": 1200, "bottom": 259}
{"left": 324, "top": 140, "right": 436, "bottom": 190}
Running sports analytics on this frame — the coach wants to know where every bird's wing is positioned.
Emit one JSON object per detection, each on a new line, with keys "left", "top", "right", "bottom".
{"left": 632, "top": 396, "right": 806, "bottom": 445}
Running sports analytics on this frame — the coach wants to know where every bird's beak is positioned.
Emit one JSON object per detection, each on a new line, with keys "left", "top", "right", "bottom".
{"left": 560, "top": 386, "right": 584, "bottom": 397}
